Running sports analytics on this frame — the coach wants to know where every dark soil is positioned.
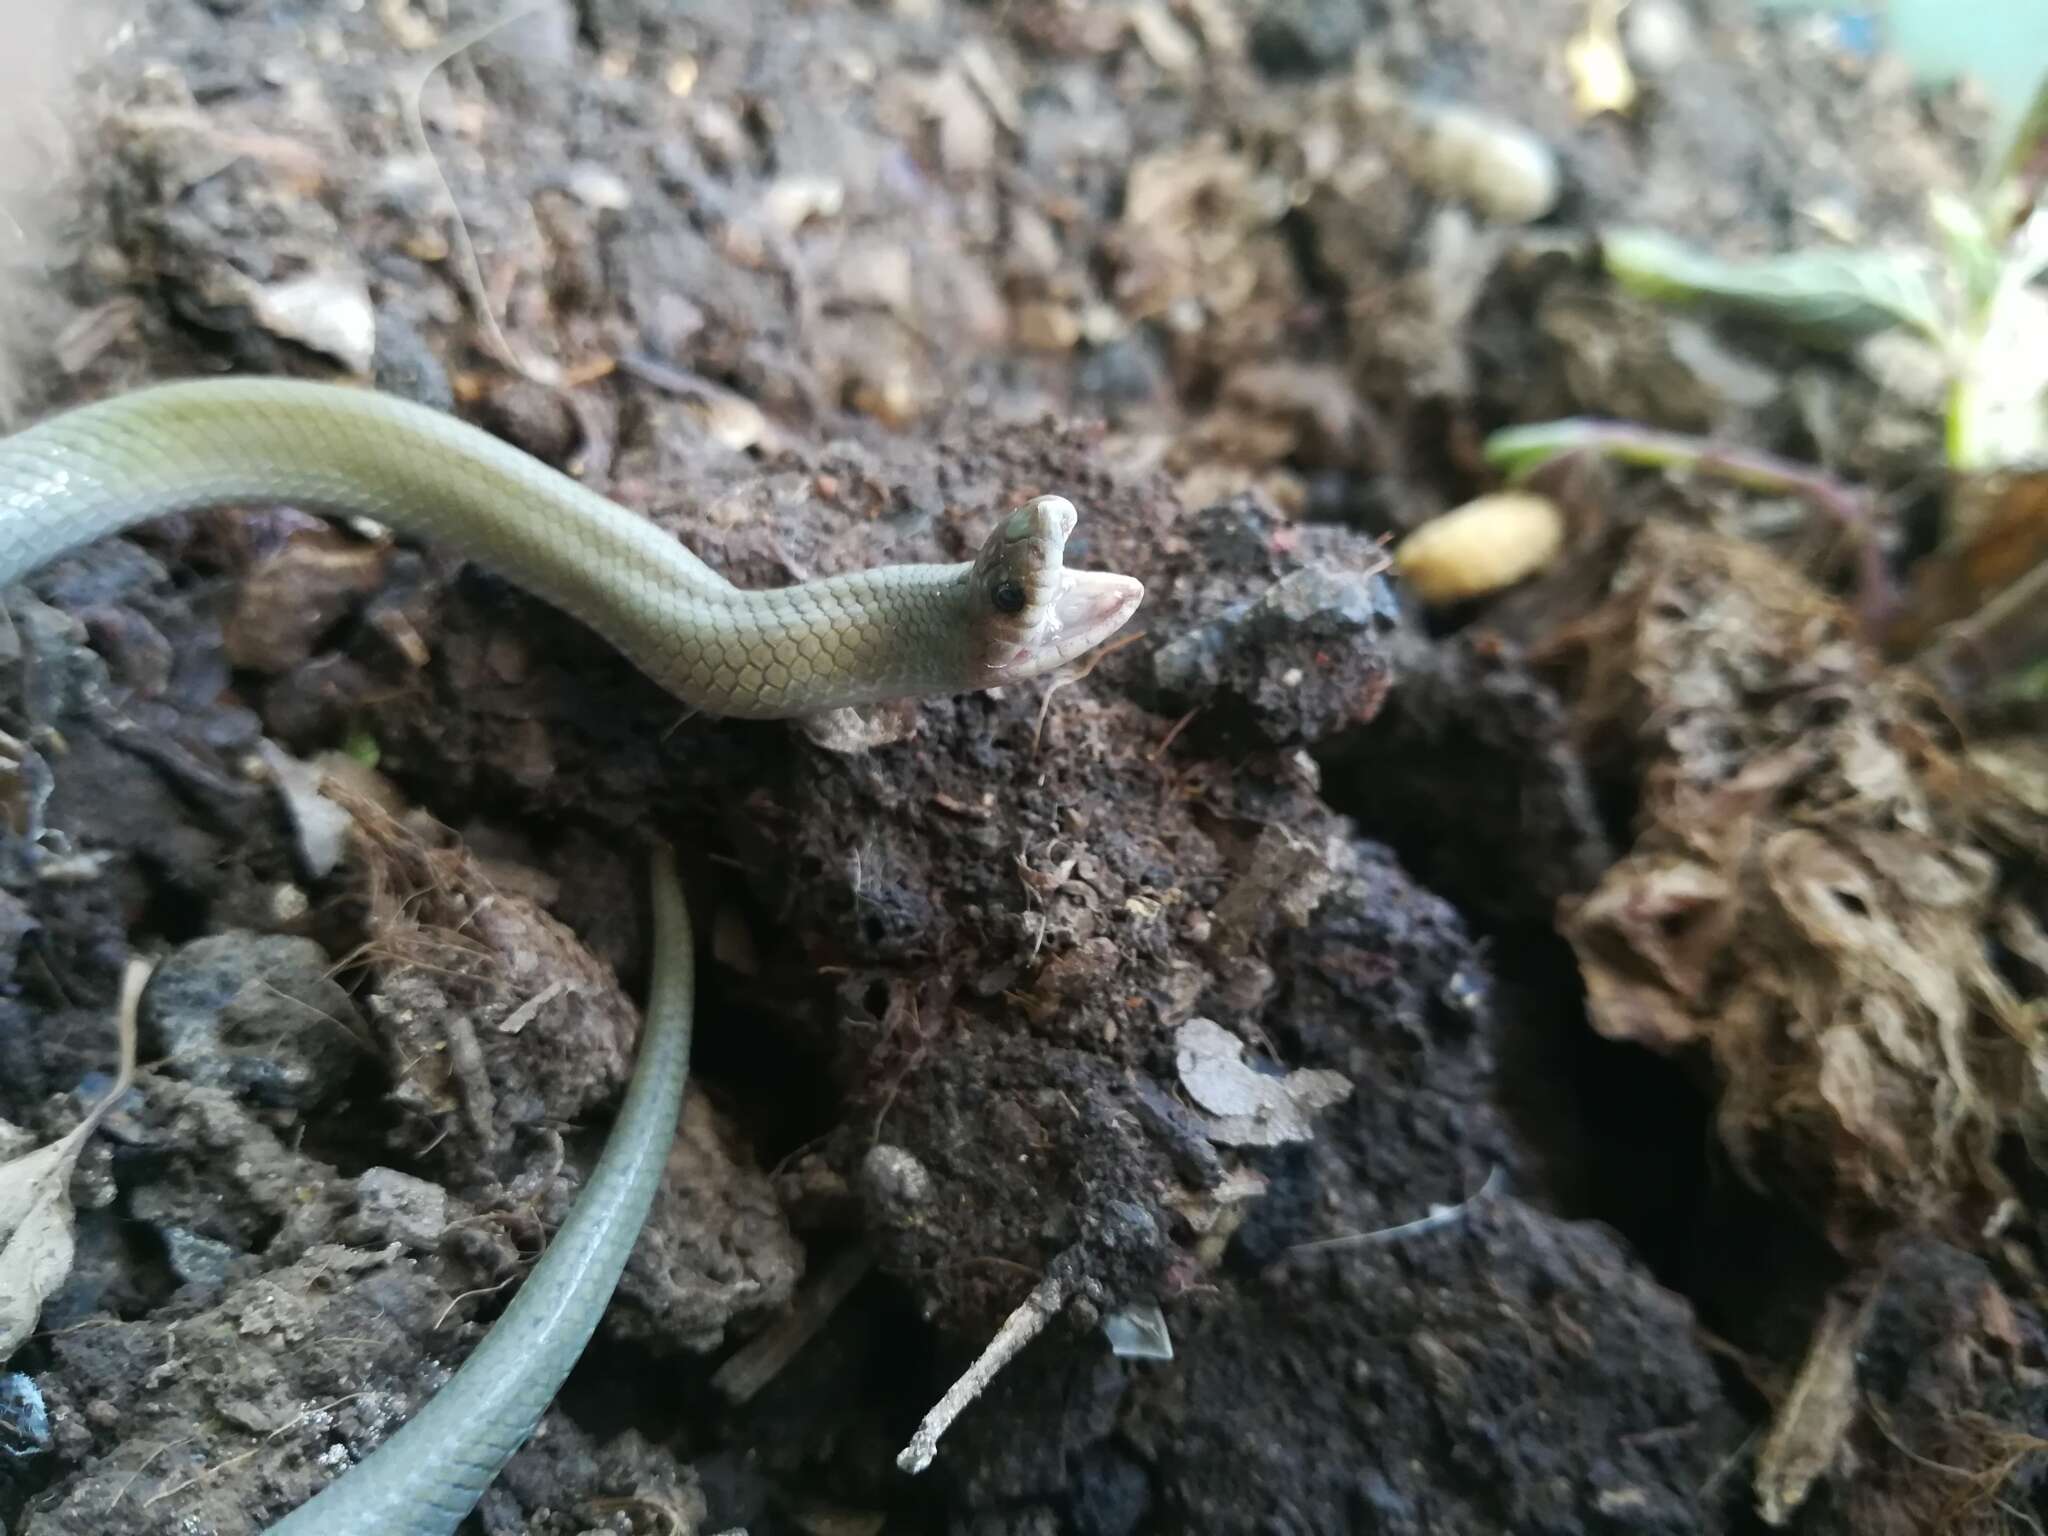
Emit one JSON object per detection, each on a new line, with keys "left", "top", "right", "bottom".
{"left": 1, "top": 2, "right": 2042, "bottom": 1534}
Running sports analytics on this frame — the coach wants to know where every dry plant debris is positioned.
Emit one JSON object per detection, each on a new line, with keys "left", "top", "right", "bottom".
{"left": 1544, "top": 519, "right": 2048, "bottom": 1522}
{"left": 1172, "top": 1017, "right": 1352, "bottom": 1147}
{"left": 0, "top": 958, "right": 145, "bottom": 1360}
{"left": 1554, "top": 521, "right": 2047, "bottom": 1255}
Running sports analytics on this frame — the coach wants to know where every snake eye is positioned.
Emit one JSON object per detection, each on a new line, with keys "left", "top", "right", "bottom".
{"left": 991, "top": 579, "right": 1027, "bottom": 615}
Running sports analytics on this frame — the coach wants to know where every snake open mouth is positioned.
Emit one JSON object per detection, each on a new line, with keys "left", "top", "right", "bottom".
{"left": 1048, "top": 569, "right": 1144, "bottom": 659}
{"left": 985, "top": 571, "right": 1142, "bottom": 675}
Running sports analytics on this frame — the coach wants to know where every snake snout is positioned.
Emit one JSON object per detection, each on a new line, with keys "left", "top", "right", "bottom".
{"left": 1004, "top": 494, "right": 1077, "bottom": 547}
{"left": 970, "top": 494, "right": 1141, "bottom": 680}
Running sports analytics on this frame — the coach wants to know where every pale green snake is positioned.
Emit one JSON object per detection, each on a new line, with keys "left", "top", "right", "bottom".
{"left": 0, "top": 376, "right": 1144, "bottom": 1532}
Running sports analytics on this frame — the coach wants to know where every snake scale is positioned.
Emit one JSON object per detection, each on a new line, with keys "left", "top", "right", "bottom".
{"left": 0, "top": 377, "right": 1144, "bottom": 1533}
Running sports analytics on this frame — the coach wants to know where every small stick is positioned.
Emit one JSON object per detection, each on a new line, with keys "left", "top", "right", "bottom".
{"left": 710, "top": 1245, "right": 875, "bottom": 1404}
{"left": 895, "top": 1274, "right": 1066, "bottom": 1474}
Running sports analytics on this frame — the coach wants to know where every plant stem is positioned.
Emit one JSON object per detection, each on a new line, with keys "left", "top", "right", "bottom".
{"left": 1485, "top": 417, "right": 1897, "bottom": 631}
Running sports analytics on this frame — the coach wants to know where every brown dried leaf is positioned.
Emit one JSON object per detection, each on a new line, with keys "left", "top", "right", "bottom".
{"left": 1112, "top": 138, "right": 1281, "bottom": 321}
{"left": 1889, "top": 468, "right": 2048, "bottom": 653}
{"left": 224, "top": 526, "right": 391, "bottom": 672}
{"left": 1209, "top": 826, "right": 1338, "bottom": 958}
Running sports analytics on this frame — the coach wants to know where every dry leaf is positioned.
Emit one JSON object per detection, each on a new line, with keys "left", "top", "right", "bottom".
{"left": 1755, "top": 1291, "right": 1871, "bottom": 1524}
{"left": 1888, "top": 467, "right": 2048, "bottom": 653}
{"left": 1208, "top": 825, "right": 1339, "bottom": 957}
{"left": 0, "top": 958, "right": 146, "bottom": 1362}
{"left": 248, "top": 270, "right": 378, "bottom": 375}
{"left": 1174, "top": 1017, "right": 1352, "bottom": 1147}
{"left": 259, "top": 740, "right": 357, "bottom": 880}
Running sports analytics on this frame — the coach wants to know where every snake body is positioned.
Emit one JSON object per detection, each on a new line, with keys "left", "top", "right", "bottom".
{"left": 270, "top": 844, "right": 695, "bottom": 1535}
{"left": 0, "top": 377, "right": 1143, "bottom": 1533}
{"left": 0, "top": 377, "right": 1143, "bottom": 717}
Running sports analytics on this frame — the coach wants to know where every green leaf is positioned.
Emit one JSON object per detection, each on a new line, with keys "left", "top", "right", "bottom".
{"left": 1601, "top": 227, "right": 1946, "bottom": 348}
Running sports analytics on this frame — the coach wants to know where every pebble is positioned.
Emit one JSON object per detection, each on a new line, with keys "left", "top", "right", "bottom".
{"left": 141, "top": 933, "right": 364, "bottom": 1110}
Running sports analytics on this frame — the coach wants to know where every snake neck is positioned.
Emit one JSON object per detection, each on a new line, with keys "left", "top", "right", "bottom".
{"left": 625, "top": 562, "right": 982, "bottom": 717}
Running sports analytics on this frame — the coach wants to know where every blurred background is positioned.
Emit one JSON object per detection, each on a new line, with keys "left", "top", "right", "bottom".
{"left": 1761, "top": 0, "right": 2045, "bottom": 135}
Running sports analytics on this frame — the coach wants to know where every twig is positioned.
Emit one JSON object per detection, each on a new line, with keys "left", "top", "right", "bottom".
{"left": 616, "top": 353, "right": 762, "bottom": 410}
{"left": 104, "top": 1434, "right": 197, "bottom": 1513}
{"left": 1147, "top": 706, "right": 1199, "bottom": 763}
{"left": 710, "top": 1245, "right": 875, "bottom": 1403}
{"left": 896, "top": 1273, "right": 1066, "bottom": 1474}
{"left": 433, "top": 1271, "right": 521, "bottom": 1330}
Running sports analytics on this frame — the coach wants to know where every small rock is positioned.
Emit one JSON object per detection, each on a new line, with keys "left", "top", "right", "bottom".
{"left": 860, "top": 1144, "right": 933, "bottom": 1224}
{"left": 565, "top": 162, "right": 633, "bottom": 211}
{"left": 161, "top": 1225, "right": 239, "bottom": 1290}
{"left": 1077, "top": 334, "right": 1166, "bottom": 409}
{"left": 141, "top": 932, "right": 364, "bottom": 1109}
{"left": 345, "top": 1167, "right": 450, "bottom": 1251}
{"left": 1152, "top": 562, "right": 1400, "bottom": 744}
{"left": 1013, "top": 300, "right": 1081, "bottom": 352}
{"left": 476, "top": 377, "right": 579, "bottom": 466}
{"left": 1666, "top": 319, "right": 1782, "bottom": 410}
{"left": 80, "top": 605, "right": 175, "bottom": 695}
{"left": 374, "top": 311, "right": 454, "bottom": 411}
{"left": 1625, "top": 0, "right": 1694, "bottom": 72}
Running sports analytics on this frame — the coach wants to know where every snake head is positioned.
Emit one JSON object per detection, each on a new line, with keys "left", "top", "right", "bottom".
{"left": 968, "top": 495, "right": 1143, "bottom": 681}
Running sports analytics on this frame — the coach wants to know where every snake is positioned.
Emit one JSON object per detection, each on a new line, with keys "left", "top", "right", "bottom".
{"left": 0, "top": 376, "right": 1144, "bottom": 1533}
